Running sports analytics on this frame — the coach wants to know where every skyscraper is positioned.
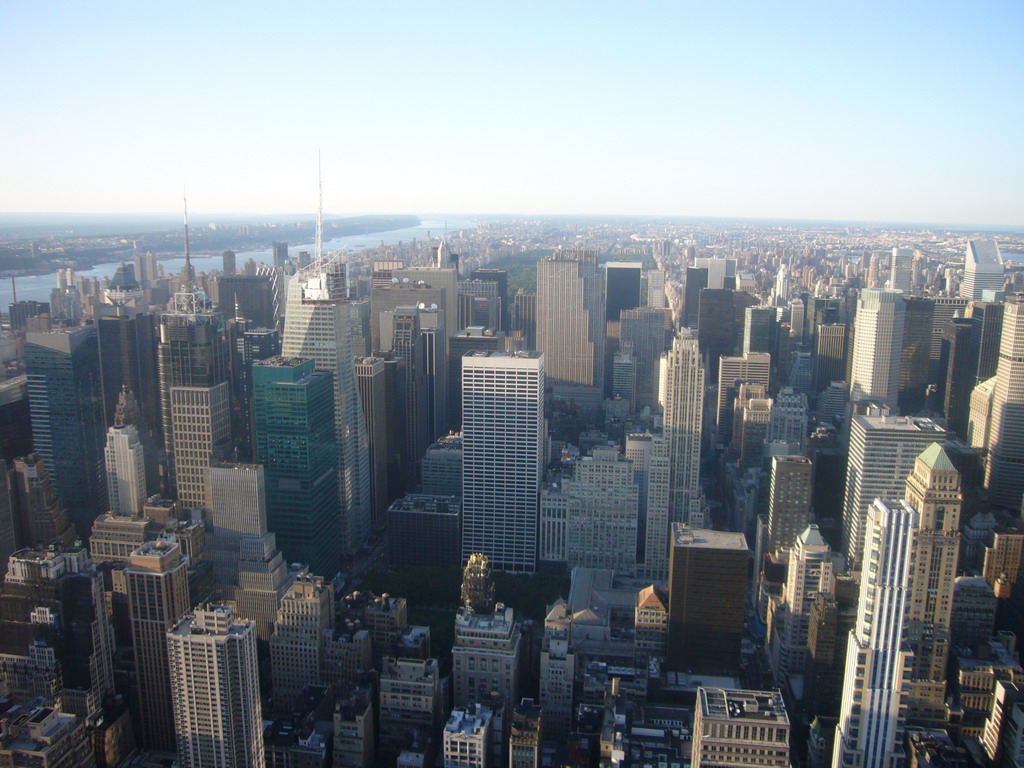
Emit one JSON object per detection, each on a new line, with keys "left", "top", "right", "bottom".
{"left": 462, "top": 351, "right": 545, "bottom": 573}
{"left": 253, "top": 356, "right": 339, "bottom": 577}
{"left": 536, "top": 250, "right": 605, "bottom": 413}
{"left": 849, "top": 289, "right": 905, "bottom": 409}
{"left": 833, "top": 498, "right": 916, "bottom": 768}
{"left": 661, "top": 330, "right": 705, "bottom": 528}
{"left": 961, "top": 239, "right": 1005, "bottom": 300}
{"left": 605, "top": 261, "right": 642, "bottom": 321}
{"left": 272, "top": 241, "right": 289, "bottom": 270}
{"left": 890, "top": 247, "right": 914, "bottom": 293}
{"left": 620, "top": 307, "right": 669, "bottom": 411}
{"left": 167, "top": 605, "right": 264, "bottom": 768}
{"left": 666, "top": 525, "right": 748, "bottom": 675}
{"left": 0, "top": 546, "right": 115, "bottom": 720}
{"left": 281, "top": 262, "right": 372, "bottom": 554}
{"left": 743, "top": 305, "right": 778, "bottom": 356}
{"left": 125, "top": 538, "right": 190, "bottom": 752}
{"left": 157, "top": 298, "right": 229, "bottom": 499}
{"left": 967, "top": 298, "right": 1005, "bottom": 385}
{"left": 270, "top": 574, "right": 334, "bottom": 709}
{"left": 902, "top": 443, "right": 962, "bottom": 724}
{"left": 814, "top": 322, "right": 847, "bottom": 394}
{"left": 104, "top": 423, "right": 146, "bottom": 516}
{"left": 766, "top": 455, "right": 813, "bottom": 554}
{"left": 841, "top": 409, "right": 947, "bottom": 570}
{"left": 24, "top": 326, "right": 107, "bottom": 535}
{"left": 169, "top": 383, "right": 231, "bottom": 510}
{"left": 986, "top": 295, "right": 1024, "bottom": 511}
{"left": 716, "top": 352, "right": 771, "bottom": 444}
{"left": 767, "top": 525, "right": 836, "bottom": 682}
{"left": 898, "top": 296, "right": 934, "bottom": 414}
{"left": 96, "top": 263, "right": 158, "bottom": 434}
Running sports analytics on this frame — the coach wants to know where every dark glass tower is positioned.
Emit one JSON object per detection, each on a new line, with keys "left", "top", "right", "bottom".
{"left": 605, "top": 261, "right": 642, "bottom": 322}
{"left": 253, "top": 357, "right": 339, "bottom": 577}
{"left": 157, "top": 306, "right": 229, "bottom": 496}
{"left": 24, "top": 326, "right": 107, "bottom": 536}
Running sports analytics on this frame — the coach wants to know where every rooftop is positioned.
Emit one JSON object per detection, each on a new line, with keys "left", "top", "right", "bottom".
{"left": 917, "top": 442, "right": 956, "bottom": 472}
{"left": 698, "top": 688, "right": 789, "bottom": 724}
{"left": 672, "top": 525, "right": 749, "bottom": 552}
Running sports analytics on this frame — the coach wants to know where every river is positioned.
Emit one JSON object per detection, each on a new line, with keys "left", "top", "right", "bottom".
{"left": 4, "top": 217, "right": 477, "bottom": 305}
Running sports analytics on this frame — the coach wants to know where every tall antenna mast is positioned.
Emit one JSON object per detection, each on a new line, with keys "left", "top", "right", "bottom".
{"left": 182, "top": 187, "right": 193, "bottom": 289}
{"left": 315, "top": 151, "right": 323, "bottom": 265}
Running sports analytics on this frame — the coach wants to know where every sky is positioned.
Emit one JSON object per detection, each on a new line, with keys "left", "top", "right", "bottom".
{"left": 2, "top": 1, "right": 1022, "bottom": 225}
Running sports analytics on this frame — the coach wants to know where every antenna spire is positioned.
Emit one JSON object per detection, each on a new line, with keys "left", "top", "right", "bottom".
{"left": 182, "top": 188, "right": 194, "bottom": 290}
{"left": 315, "top": 151, "right": 323, "bottom": 265}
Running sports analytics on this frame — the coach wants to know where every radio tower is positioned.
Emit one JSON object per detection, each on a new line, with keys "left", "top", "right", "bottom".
{"left": 315, "top": 151, "right": 323, "bottom": 265}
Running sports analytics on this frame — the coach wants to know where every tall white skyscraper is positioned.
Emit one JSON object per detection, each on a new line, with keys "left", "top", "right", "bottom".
{"left": 889, "top": 247, "right": 914, "bottom": 293}
{"left": 849, "top": 289, "right": 905, "bottom": 409}
{"left": 104, "top": 423, "right": 146, "bottom": 516}
{"left": 281, "top": 262, "right": 372, "bottom": 554}
{"left": 834, "top": 498, "right": 917, "bottom": 768}
{"left": 841, "top": 409, "right": 947, "bottom": 568}
{"left": 167, "top": 605, "right": 264, "bottom": 768}
{"left": 961, "top": 239, "right": 1004, "bottom": 300}
{"left": 986, "top": 294, "right": 1024, "bottom": 510}
{"left": 462, "top": 351, "right": 545, "bottom": 573}
{"left": 660, "top": 329, "right": 704, "bottom": 528}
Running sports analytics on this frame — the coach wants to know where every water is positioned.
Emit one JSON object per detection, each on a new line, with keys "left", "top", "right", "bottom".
{"left": 4, "top": 217, "right": 476, "bottom": 305}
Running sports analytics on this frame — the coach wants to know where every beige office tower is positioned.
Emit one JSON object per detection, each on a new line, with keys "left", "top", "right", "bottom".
{"left": 766, "top": 456, "right": 813, "bottom": 553}
{"left": 849, "top": 289, "right": 905, "bottom": 409}
{"left": 125, "top": 538, "right": 190, "bottom": 752}
{"left": 167, "top": 605, "right": 263, "bottom": 768}
{"left": 536, "top": 250, "right": 605, "bottom": 413}
{"left": 104, "top": 424, "right": 146, "bottom": 516}
{"left": 767, "top": 525, "right": 836, "bottom": 683}
{"left": 169, "top": 383, "right": 230, "bottom": 509}
{"left": 282, "top": 264, "right": 372, "bottom": 555}
{"left": 692, "top": 687, "right": 791, "bottom": 768}
{"left": 270, "top": 574, "right": 335, "bottom": 709}
{"left": 902, "top": 443, "right": 962, "bottom": 725}
{"left": 986, "top": 295, "right": 1024, "bottom": 510}
{"left": 625, "top": 433, "right": 671, "bottom": 581}
{"left": 716, "top": 352, "right": 771, "bottom": 442}
{"left": 206, "top": 463, "right": 292, "bottom": 641}
{"left": 661, "top": 330, "right": 705, "bottom": 528}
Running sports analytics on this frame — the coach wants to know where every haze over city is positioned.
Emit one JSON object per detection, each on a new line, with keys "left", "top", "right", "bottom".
{"left": 3, "top": 1, "right": 1023, "bottom": 225}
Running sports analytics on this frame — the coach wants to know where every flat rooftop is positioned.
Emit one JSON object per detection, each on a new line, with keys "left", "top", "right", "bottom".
{"left": 699, "top": 687, "right": 789, "bottom": 724}
{"left": 672, "top": 525, "right": 749, "bottom": 552}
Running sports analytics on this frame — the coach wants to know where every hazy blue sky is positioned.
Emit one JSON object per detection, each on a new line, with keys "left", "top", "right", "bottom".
{"left": 2, "top": 1, "right": 1022, "bottom": 224}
